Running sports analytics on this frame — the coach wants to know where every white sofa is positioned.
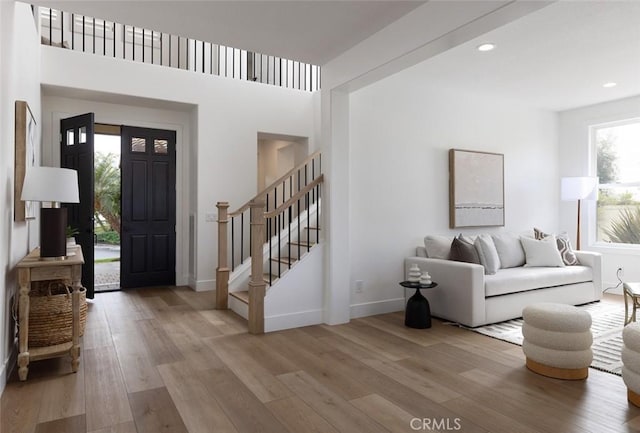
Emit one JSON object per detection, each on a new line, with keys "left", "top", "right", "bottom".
{"left": 404, "top": 237, "right": 602, "bottom": 328}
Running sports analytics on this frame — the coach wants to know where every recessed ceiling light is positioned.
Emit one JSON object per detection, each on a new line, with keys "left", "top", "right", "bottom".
{"left": 477, "top": 43, "right": 496, "bottom": 52}
{"left": 603, "top": 82, "right": 617, "bottom": 88}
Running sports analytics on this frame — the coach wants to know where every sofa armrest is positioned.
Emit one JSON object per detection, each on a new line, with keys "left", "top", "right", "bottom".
{"left": 574, "top": 250, "right": 603, "bottom": 298}
{"left": 404, "top": 257, "right": 486, "bottom": 327}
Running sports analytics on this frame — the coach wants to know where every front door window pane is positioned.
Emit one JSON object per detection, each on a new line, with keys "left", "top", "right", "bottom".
{"left": 66, "top": 129, "right": 75, "bottom": 145}
{"left": 79, "top": 126, "right": 87, "bottom": 144}
{"left": 154, "top": 139, "right": 168, "bottom": 154}
{"left": 131, "top": 137, "right": 146, "bottom": 152}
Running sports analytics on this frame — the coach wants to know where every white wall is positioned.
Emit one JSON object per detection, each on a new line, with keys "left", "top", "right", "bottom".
{"left": 40, "top": 45, "right": 317, "bottom": 291}
{"left": 0, "top": 2, "right": 41, "bottom": 394}
{"left": 257, "top": 138, "right": 308, "bottom": 191}
{"left": 265, "top": 244, "right": 325, "bottom": 332}
{"left": 319, "top": 2, "right": 551, "bottom": 325}
{"left": 559, "top": 95, "right": 640, "bottom": 291}
{"left": 348, "top": 73, "right": 559, "bottom": 316}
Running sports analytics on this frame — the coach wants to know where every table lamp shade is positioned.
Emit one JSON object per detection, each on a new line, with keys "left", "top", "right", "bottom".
{"left": 20, "top": 167, "right": 80, "bottom": 259}
{"left": 561, "top": 177, "right": 599, "bottom": 201}
{"left": 21, "top": 166, "right": 79, "bottom": 204}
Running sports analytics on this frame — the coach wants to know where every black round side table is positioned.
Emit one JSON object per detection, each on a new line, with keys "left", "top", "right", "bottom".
{"left": 400, "top": 281, "right": 437, "bottom": 329}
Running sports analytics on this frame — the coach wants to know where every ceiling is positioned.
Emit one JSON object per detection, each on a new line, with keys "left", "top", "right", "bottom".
{"left": 410, "top": 1, "right": 640, "bottom": 111}
{"left": 33, "top": 1, "right": 640, "bottom": 112}
{"left": 33, "top": 0, "right": 426, "bottom": 65}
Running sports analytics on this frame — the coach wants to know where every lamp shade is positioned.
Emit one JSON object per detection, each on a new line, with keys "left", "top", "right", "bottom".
{"left": 561, "top": 177, "right": 599, "bottom": 201}
{"left": 21, "top": 166, "right": 79, "bottom": 204}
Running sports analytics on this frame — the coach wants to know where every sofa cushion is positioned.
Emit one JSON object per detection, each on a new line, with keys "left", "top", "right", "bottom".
{"left": 474, "top": 234, "right": 501, "bottom": 275}
{"left": 521, "top": 235, "right": 565, "bottom": 267}
{"left": 450, "top": 235, "right": 481, "bottom": 264}
{"left": 484, "top": 266, "right": 593, "bottom": 297}
{"left": 492, "top": 233, "right": 526, "bottom": 268}
{"left": 424, "top": 235, "right": 453, "bottom": 259}
{"left": 534, "top": 228, "right": 578, "bottom": 266}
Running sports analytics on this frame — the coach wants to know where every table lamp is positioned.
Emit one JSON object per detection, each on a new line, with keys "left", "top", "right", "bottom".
{"left": 561, "top": 176, "right": 598, "bottom": 250}
{"left": 21, "top": 166, "right": 80, "bottom": 259}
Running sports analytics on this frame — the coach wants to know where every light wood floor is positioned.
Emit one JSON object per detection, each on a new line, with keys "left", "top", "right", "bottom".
{"left": 2, "top": 289, "right": 638, "bottom": 433}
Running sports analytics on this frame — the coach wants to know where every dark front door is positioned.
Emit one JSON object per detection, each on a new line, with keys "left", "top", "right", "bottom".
{"left": 120, "top": 126, "right": 176, "bottom": 288}
{"left": 60, "top": 113, "right": 95, "bottom": 298}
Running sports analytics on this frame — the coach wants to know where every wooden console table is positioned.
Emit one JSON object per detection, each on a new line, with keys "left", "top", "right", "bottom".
{"left": 16, "top": 245, "right": 84, "bottom": 381}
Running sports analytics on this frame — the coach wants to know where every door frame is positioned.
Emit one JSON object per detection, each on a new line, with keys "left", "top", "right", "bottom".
{"left": 46, "top": 110, "right": 190, "bottom": 288}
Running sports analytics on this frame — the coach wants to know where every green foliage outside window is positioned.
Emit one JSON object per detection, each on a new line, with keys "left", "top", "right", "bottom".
{"left": 603, "top": 207, "right": 640, "bottom": 244}
{"left": 94, "top": 152, "right": 121, "bottom": 237}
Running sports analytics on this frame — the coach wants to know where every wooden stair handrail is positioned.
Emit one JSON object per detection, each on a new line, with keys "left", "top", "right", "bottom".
{"left": 264, "top": 175, "right": 324, "bottom": 218}
{"left": 229, "top": 151, "right": 321, "bottom": 217}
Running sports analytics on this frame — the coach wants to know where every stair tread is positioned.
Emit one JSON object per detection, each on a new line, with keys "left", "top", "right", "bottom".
{"left": 270, "top": 256, "right": 297, "bottom": 264}
{"left": 230, "top": 290, "right": 249, "bottom": 304}
{"left": 289, "top": 240, "right": 316, "bottom": 247}
{"left": 263, "top": 273, "right": 279, "bottom": 284}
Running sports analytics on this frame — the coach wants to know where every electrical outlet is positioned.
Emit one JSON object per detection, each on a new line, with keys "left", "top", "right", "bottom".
{"left": 205, "top": 212, "right": 217, "bottom": 222}
{"left": 355, "top": 280, "right": 364, "bottom": 293}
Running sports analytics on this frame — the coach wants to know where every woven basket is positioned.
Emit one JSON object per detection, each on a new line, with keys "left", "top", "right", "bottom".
{"left": 27, "top": 280, "right": 87, "bottom": 347}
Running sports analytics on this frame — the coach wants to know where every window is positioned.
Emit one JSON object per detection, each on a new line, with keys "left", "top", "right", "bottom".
{"left": 594, "top": 118, "right": 640, "bottom": 245}
{"left": 153, "top": 139, "right": 168, "bottom": 154}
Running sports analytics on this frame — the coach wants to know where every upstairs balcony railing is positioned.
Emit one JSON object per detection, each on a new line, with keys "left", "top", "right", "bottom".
{"left": 38, "top": 7, "right": 321, "bottom": 92}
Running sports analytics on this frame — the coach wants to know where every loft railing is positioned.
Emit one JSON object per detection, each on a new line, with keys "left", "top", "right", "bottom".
{"left": 38, "top": 6, "right": 321, "bottom": 92}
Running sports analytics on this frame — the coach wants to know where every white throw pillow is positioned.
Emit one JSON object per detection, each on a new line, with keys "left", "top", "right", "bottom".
{"left": 491, "top": 233, "right": 526, "bottom": 268}
{"left": 533, "top": 227, "right": 579, "bottom": 266}
{"left": 474, "top": 234, "right": 501, "bottom": 275}
{"left": 424, "top": 235, "right": 453, "bottom": 260}
{"left": 520, "top": 235, "right": 565, "bottom": 267}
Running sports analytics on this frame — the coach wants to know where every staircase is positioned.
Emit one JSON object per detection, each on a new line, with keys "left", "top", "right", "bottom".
{"left": 216, "top": 152, "right": 323, "bottom": 334}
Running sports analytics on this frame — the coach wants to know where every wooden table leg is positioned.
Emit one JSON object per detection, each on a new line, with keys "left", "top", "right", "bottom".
{"left": 17, "top": 269, "right": 30, "bottom": 381}
{"left": 70, "top": 264, "right": 81, "bottom": 373}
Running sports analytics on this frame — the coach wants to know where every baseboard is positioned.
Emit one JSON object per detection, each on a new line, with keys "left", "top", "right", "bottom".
{"left": 350, "top": 298, "right": 405, "bottom": 319}
{"left": 193, "top": 278, "right": 215, "bottom": 292}
{"left": 265, "top": 309, "right": 323, "bottom": 333}
{"left": 0, "top": 358, "right": 7, "bottom": 397}
{"left": 1, "top": 345, "right": 17, "bottom": 397}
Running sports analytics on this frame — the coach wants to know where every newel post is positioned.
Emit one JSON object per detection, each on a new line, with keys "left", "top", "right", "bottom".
{"left": 248, "top": 199, "right": 266, "bottom": 334}
{"left": 216, "top": 202, "right": 230, "bottom": 309}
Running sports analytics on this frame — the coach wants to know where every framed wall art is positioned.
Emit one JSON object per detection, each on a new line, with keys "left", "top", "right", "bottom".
{"left": 449, "top": 149, "right": 504, "bottom": 228}
{"left": 14, "top": 100, "right": 37, "bottom": 221}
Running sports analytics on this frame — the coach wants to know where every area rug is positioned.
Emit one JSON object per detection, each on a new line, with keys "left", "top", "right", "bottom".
{"left": 465, "top": 302, "right": 625, "bottom": 375}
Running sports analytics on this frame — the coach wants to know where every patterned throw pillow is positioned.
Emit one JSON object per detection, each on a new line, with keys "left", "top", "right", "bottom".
{"left": 533, "top": 228, "right": 578, "bottom": 266}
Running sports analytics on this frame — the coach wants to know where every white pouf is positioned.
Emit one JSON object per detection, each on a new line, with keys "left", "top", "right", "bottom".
{"left": 522, "top": 303, "right": 592, "bottom": 380}
{"left": 622, "top": 322, "right": 640, "bottom": 406}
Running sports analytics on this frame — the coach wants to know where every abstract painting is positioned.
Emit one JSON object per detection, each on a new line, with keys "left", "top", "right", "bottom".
{"left": 449, "top": 149, "right": 504, "bottom": 228}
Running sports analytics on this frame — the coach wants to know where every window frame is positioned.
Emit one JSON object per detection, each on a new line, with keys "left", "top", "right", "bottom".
{"left": 589, "top": 116, "right": 640, "bottom": 251}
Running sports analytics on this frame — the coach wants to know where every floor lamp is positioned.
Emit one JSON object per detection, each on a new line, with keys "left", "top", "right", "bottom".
{"left": 561, "top": 177, "right": 598, "bottom": 250}
{"left": 21, "top": 166, "right": 80, "bottom": 260}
